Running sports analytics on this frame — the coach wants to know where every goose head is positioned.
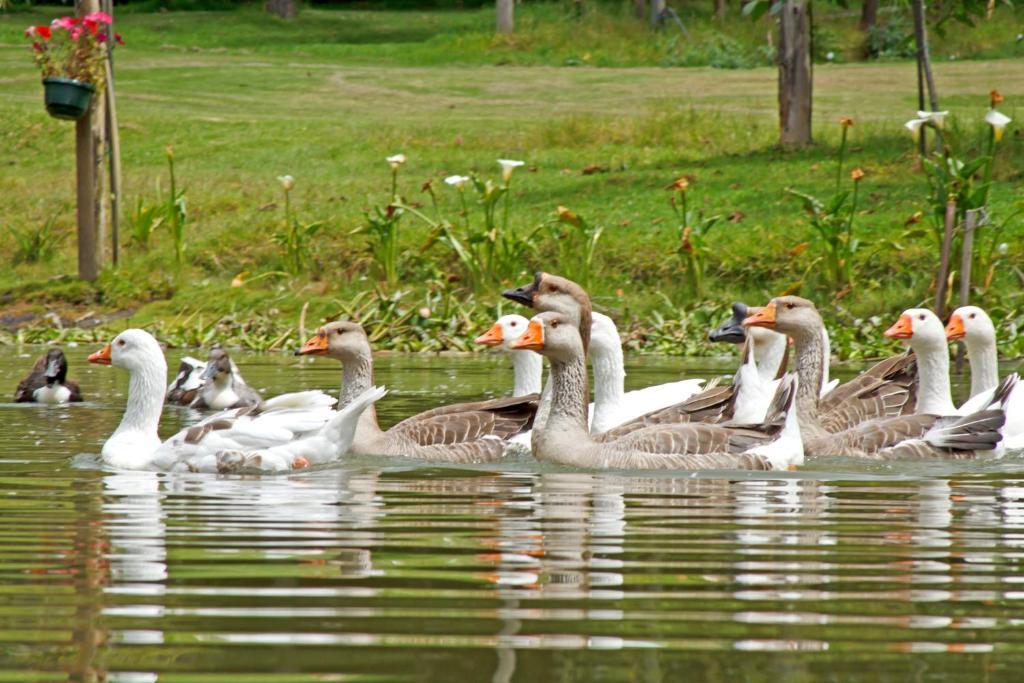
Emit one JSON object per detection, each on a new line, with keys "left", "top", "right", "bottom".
{"left": 502, "top": 272, "right": 593, "bottom": 351}
{"left": 743, "top": 296, "right": 822, "bottom": 341}
{"left": 88, "top": 329, "right": 164, "bottom": 373}
{"left": 884, "top": 308, "right": 946, "bottom": 351}
{"left": 510, "top": 311, "right": 583, "bottom": 363}
{"left": 42, "top": 348, "right": 69, "bottom": 385}
{"left": 200, "top": 348, "right": 234, "bottom": 384}
{"left": 709, "top": 302, "right": 749, "bottom": 344}
{"left": 298, "top": 321, "right": 372, "bottom": 362}
{"left": 945, "top": 305, "right": 996, "bottom": 345}
{"left": 474, "top": 314, "right": 531, "bottom": 350}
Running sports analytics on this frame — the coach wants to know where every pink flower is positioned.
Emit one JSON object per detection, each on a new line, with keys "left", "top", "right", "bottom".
{"left": 24, "top": 26, "right": 36, "bottom": 37}
{"left": 52, "top": 16, "right": 78, "bottom": 30}
{"left": 97, "top": 32, "right": 108, "bottom": 43}
{"left": 85, "top": 11, "right": 112, "bottom": 24}
{"left": 70, "top": 27, "right": 83, "bottom": 41}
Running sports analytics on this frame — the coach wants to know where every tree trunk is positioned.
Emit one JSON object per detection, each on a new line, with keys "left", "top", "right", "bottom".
{"left": 650, "top": 0, "right": 665, "bottom": 26}
{"left": 634, "top": 0, "right": 646, "bottom": 20}
{"left": 265, "top": 0, "right": 297, "bottom": 19}
{"left": 911, "top": 0, "right": 939, "bottom": 111}
{"left": 778, "top": 0, "right": 813, "bottom": 147}
{"left": 858, "top": 0, "right": 878, "bottom": 31}
{"left": 496, "top": 0, "right": 514, "bottom": 32}
{"left": 715, "top": 0, "right": 727, "bottom": 21}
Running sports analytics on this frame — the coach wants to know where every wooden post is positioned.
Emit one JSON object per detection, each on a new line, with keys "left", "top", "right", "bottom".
{"left": 634, "top": 0, "right": 646, "bottom": 19}
{"left": 934, "top": 198, "right": 956, "bottom": 319}
{"left": 496, "top": 0, "right": 514, "bottom": 33}
{"left": 650, "top": 0, "right": 665, "bottom": 26}
{"left": 75, "top": 0, "right": 105, "bottom": 282}
{"left": 715, "top": 0, "right": 727, "bottom": 21}
{"left": 858, "top": 0, "right": 878, "bottom": 31}
{"left": 778, "top": 0, "right": 813, "bottom": 146}
{"left": 955, "top": 209, "right": 979, "bottom": 370}
{"left": 911, "top": 0, "right": 940, "bottom": 152}
{"left": 103, "top": 0, "right": 122, "bottom": 266}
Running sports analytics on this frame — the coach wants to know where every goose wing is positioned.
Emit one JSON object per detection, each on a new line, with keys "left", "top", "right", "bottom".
{"left": 819, "top": 352, "right": 917, "bottom": 431}
{"left": 387, "top": 393, "right": 538, "bottom": 445}
{"left": 595, "top": 383, "right": 734, "bottom": 441}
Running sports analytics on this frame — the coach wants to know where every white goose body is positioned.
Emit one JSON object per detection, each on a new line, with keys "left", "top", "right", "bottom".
{"left": 90, "top": 329, "right": 384, "bottom": 472}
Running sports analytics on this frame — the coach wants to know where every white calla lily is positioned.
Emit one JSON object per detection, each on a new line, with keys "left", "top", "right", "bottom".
{"left": 386, "top": 154, "right": 407, "bottom": 169}
{"left": 985, "top": 110, "right": 1012, "bottom": 142}
{"left": 904, "top": 118, "right": 928, "bottom": 141}
{"left": 916, "top": 110, "right": 949, "bottom": 129}
{"left": 444, "top": 175, "right": 470, "bottom": 188}
{"left": 277, "top": 175, "right": 295, "bottom": 191}
{"left": 497, "top": 159, "right": 525, "bottom": 182}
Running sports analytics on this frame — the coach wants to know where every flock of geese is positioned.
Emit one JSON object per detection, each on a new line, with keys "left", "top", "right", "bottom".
{"left": 13, "top": 271, "right": 1023, "bottom": 473}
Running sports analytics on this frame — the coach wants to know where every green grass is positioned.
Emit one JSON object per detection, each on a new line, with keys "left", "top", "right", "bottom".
{"left": 0, "top": 5, "right": 1022, "bottom": 358}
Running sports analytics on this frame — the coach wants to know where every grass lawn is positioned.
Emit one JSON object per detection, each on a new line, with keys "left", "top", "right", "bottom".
{"left": 0, "top": 5, "right": 1022, "bottom": 358}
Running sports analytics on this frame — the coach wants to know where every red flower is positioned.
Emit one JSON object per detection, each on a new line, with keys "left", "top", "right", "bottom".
{"left": 37, "top": 25, "right": 52, "bottom": 39}
{"left": 97, "top": 32, "right": 108, "bottom": 43}
{"left": 114, "top": 33, "right": 125, "bottom": 46}
{"left": 84, "top": 19, "right": 98, "bottom": 35}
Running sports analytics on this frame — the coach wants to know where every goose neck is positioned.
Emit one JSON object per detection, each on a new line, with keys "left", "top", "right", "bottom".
{"left": 114, "top": 359, "right": 167, "bottom": 444}
{"left": 963, "top": 336, "right": 999, "bottom": 398}
{"left": 753, "top": 333, "right": 787, "bottom": 383}
{"left": 510, "top": 349, "right": 543, "bottom": 396}
{"left": 341, "top": 351, "right": 380, "bottom": 433}
{"left": 911, "top": 340, "right": 956, "bottom": 414}
{"left": 544, "top": 353, "right": 591, "bottom": 438}
{"left": 590, "top": 338, "right": 625, "bottom": 416}
{"left": 791, "top": 327, "right": 824, "bottom": 429}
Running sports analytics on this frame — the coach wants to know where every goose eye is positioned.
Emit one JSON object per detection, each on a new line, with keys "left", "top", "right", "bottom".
{"left": 786, "top": 303, "right": 795, "bottom": 309}
{"left": 969, "top": 313, "right": 976, "bottom": 319}
{"left": 510, "top": 321, "right": 517, "bottom": 327}
{"left": 335, "top": 330, "right": 343, "bottom": 336}
{"left": 117, "top": 339, "right": 126, "bottom": 347}
{"left": 551, "top": 321, "right": 559, "bottom": 328}
{"left": 918, "top": 314, "right": 925, "bottom": 321}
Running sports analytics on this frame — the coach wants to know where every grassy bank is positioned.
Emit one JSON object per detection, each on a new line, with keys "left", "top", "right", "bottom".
{"left": 1, "top": 6, "right": 1022, "bottom": 359}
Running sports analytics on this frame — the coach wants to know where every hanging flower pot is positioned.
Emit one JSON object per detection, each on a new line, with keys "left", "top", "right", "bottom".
{"left": 25, "top": 14, "right": 123, "bottom": 121}
{"left": 42, "top": 76, "right": 95, "bottom": 121}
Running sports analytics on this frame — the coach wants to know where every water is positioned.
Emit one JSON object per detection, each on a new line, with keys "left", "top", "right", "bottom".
{"left": 1, "top": 345, "right": 1023, "bottom": 681}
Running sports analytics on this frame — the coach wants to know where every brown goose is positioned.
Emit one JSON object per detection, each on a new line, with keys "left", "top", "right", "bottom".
{"left": 510, "top": 311, "right": 803, "bottom": 470}
{"left": 298, "top": 321, "right": 538, "bottom": 463}
{"left": 189, "top": 348, "right": 262, "bottom": 411}
{"left": 14, "top": 348, "right": 83, "bottom": 404}
{"left": 744, "top": 296, "right": 1007, "bottom": 460}
{"left": 503, "top": 272, "right": 732, "bottom": 433}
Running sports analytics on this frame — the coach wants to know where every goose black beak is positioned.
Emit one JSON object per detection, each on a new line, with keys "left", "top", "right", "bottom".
{"left": 502, "top": 272, "right": 542, "bottom": 308}
{"left": 708, "top": 302, "right": 749, "bottom": 344}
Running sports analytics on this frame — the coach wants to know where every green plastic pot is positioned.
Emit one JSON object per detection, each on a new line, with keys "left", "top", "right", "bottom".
{"left": 43, "top": 77, "right": 95, "bottom": 121}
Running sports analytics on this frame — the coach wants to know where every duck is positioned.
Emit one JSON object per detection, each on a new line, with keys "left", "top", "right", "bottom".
{"left": 476, "top": 311, "right": 705, "bottom": 432}
{"left": 510, "top": 311, "right": 803, "bottom": 470}
{"left": 744, "top": 296, "right": 1009, "bottom": 460}
{"left": 944, "top": 306, "right": 1023, "bottom": 449}
{"left": 166, "top": 356, "right": 206, "bottom": 405}
{"left": 14, "top": 347, "right": 83, "bottom": 404}
{"left": 189, "top": 348, "right": 262, "bottom": 410}
{"left": 87, "top": 329, "right": 385, "bottom": 472}
{"left": 502, "top": 272, "right": 706, "bottom": 433}
{"left": 298, "top": 321, "right": 538, "bottom": 463}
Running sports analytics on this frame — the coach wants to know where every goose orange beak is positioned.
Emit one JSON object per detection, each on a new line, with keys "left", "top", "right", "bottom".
{"left": 474, "top": 323, "right": 504, "bottom": 347}
{"left": 510, "top": 320, "right": 544, "bottom": 351}
{"left": 743, "top": 301, "right": 776, "bottom": 328}
{"left": 298, "top": 332, "right": 329, "bottom": 356}
{"left": 88, "top": 344, "right": 112, "bottom": 366}
{"left": 945, "top": 313, "right": 966, "bottom": 341}
{"left": 884, "top": 314, "right": 913, "bottom": 340}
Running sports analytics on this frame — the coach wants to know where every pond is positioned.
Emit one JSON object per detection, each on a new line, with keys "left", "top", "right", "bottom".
{"left": 1, "top": 344, "right": 1022, "bottom": 681}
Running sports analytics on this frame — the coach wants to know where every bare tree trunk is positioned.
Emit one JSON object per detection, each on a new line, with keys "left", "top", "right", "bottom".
{"left": 778, "top": 0, "right": 813, "bottom": 146}
{"left": 635, "top": 0, "right": 646, "bottom": 20}
{"left": 496, "top": 0, "right": 514, "bottom": 33}
{"left": 265, "top": 0, "right": 297, "bottom": 19}
{"left": 715, "top": 0, "right": 727, "bottom": 21}
{"left": 858, "top": 0, "right": 878, "bottom": 31}
{"left": 650, "top": 0, "right": 665, "bottom": 26}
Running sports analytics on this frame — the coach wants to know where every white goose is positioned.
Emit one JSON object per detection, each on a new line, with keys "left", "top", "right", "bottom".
{"left": 476, "top": 312, "right": 704, "bottom": 433}
{"left": 88, "top": 329, "right": 386, "bottom": 472}
{"left": 945, "top": 306, "right": 1024, "bottom": 450}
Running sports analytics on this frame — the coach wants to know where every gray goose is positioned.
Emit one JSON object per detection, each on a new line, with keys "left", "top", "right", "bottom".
{"left": 14, "top": 348, "right": 83, "bottom": 404}
{"left": 744, "top": 296, "right": 1007, "bottom": 459}
{"left": 511, "top": 311, "right": 802, "bottom": 470}
{"left": 298, "top": 321, "right": 537, "bottom": 463}
{"left": 502, "top": 272, "right": 734, "bottom": 433}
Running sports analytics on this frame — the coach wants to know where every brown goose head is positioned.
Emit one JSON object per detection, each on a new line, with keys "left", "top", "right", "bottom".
{"left": 744, "top": 295, "right": 822, "bottom": 342}
{"left": 502, "top": 272, "right": 592, "bottom": 351}
{"left": 42, "top": 348, "right": 69, "bottom": 385}
{"left": 200, "top": 348, "right": 233, "bottom": 382}
{"left": 510, "top": 311, "right": 583, "bottom": 364}
{"left": 298, "top": 320, "right": 372, "bottom": 362}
